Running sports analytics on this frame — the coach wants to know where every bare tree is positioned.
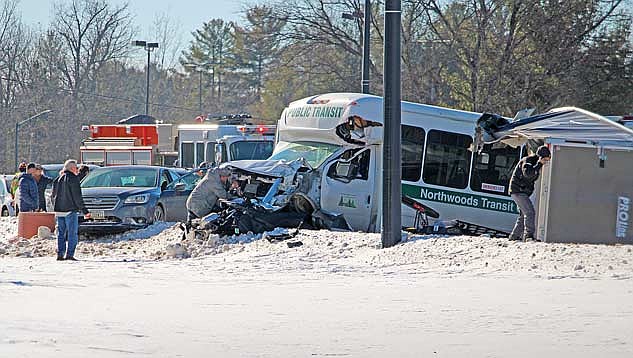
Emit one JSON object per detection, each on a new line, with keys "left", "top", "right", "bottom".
{"left": 51, "top": 0, "right": 134, "bottom": 100}
{"left": 0, "top": 0, "right": 31, "bottom": 109}
{"left": 149, "top": 9, "right": 184, "bottom": 70}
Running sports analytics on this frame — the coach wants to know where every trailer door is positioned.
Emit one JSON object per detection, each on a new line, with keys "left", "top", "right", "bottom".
{"left": 320, "top": 147, "right": 376, "bottom": 231}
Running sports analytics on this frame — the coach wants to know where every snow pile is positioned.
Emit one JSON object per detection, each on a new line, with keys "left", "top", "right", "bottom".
{"left": 0, "top": 216, "right": 17, "bottom": 244}
{"left": 1, "top": 217, "right": 632, "bottom": 279}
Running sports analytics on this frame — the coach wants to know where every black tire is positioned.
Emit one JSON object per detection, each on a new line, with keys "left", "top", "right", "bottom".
{"left": 153, "top": 205, "right": 165, "bottom": 223}
{"left": 1, "top": 206, "right": 9, "bottom": 217}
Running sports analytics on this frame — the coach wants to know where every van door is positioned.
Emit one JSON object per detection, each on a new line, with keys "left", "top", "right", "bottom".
{"left": 320, "top": 147, "right": 376, "bottom": 231}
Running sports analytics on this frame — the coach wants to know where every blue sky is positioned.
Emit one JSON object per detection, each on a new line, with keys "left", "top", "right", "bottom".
{"left": 18, "top": 0, "right": 251, "bottom": 39}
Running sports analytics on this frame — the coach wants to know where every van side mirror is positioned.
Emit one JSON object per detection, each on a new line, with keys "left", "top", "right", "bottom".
{"left": 174, "top": 182, "right": 186, "bottom": 191}
{"left": 334, "top": 161, "right": 358, "bottom": 180}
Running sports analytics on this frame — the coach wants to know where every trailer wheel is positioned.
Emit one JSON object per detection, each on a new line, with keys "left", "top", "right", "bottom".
{"left": 153, "top": 205, "right": 165, "bottom": 222}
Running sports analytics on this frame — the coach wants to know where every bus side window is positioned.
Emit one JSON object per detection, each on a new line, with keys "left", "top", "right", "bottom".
{"left": 402, "top": 125, "right": 425, "bottom": 181}
{"left": 422, "top": 130, "right": 472, "bottom": 189}
{"left": 470, "top": 143, "right": 520, "bottom": 196}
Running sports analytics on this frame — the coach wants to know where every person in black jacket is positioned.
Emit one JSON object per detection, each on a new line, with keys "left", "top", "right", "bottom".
{"left": 508, "top": 145, "right": 551, "bottom": 241}
{"left": 52, "top": 159, "right": 91, "bottom": 261}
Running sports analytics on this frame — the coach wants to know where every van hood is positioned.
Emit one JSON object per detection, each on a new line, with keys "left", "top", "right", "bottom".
{"left": 221, "top": 159, "right": 307, "bottom": 179}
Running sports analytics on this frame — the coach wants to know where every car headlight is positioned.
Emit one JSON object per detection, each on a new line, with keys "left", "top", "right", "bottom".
{"left": 124, "top": 194, "right": 150, "bottom": 204}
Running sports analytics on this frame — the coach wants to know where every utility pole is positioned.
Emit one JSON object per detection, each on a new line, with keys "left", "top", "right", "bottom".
{"left": 382, "top": 0, "right": 402, "bottom": 248}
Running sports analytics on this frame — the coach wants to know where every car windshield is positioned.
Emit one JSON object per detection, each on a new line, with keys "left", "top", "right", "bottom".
{"left": 43, "top": 166, "right": 63, "bottom": 180}
{"left": 268, "top": 141, "right": 340, "bottom": 168}
{"left": 229, "top": 141, "right": 274, "bottom": 161}
{"left": 81, "top": 167, "right": 158, "bottom": 188}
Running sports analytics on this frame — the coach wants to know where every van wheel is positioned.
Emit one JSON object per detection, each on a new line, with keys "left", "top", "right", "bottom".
{"left": 153, "top": 205, "right": 165, "bottom": 223}
{"left": 1, "top": 206, "right": 9, "bottom": 217}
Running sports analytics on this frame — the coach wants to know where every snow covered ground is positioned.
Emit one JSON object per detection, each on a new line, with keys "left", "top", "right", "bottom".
{"left": 1, "top": 217, "right": 633, "bottom": 357}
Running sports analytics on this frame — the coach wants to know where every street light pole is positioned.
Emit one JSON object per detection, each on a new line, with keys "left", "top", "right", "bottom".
{"left": 382, "top": 0, "right": 401, "bottom": 248}
{"left": 14, "top": 109, "right": 52, "bottom": 170}
{"left": 361, "top": 0, "right": 371, "bottom": 94}
{"left": 146, "top": 49, "right": 151, "bottom": 115}
{"left": 184, "top": 62, "right": 215, "bottom": 114}
{"left": 343, "top": 1, "right": 371, "bottom": 94}
{"left": 133, "top": 40, "right": 159, "bottom": 115}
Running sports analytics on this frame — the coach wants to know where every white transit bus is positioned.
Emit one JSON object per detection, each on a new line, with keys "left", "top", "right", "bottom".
{"left": 269, "top": 93, "right": 522, "bottom": 232}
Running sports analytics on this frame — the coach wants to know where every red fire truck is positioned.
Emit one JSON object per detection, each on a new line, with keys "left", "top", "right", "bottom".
{"left": 80, "top": 123, "right": 177, "bottom": 166}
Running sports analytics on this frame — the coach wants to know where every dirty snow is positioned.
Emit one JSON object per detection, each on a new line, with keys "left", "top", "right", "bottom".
{"left": 1, "top": 217, "right": 633, "bottom": 357}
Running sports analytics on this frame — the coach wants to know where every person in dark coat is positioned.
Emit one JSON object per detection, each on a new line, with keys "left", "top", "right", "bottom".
{"left": 508, "top": 145, "right": 551, "bottom": 241}
{"left": 33, "top": 164, "right": 54, "bottom": 211}
{"left": 52, "top": 159, "right": 91, "bottom": 261}
{"left": 18, "top": 162, "right": 39, "bottom": 212}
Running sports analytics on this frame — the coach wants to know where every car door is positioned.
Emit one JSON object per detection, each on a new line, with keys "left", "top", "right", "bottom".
{"left": 320, "top": 147, "right": 377, "bottom": 231}
{"left": 160, "top": 171, "right": 204, "bottom": 221}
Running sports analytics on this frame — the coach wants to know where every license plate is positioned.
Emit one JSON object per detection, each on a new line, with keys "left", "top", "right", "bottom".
{"left": 91, "top": 210, "right": 105, "bottom": 220}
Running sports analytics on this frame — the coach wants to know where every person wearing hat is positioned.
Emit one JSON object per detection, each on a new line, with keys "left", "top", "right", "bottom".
{"left": 18, "top": 162, "right": 39, "bottom": 212}
{"left": 33, "top": 164, "right": 54, "bottom": 211}
{"left": 508, "top": 145, "right": 551, "bottom": 241}
{"left": 185, "top": 167, "right": 237, "bottom": 224}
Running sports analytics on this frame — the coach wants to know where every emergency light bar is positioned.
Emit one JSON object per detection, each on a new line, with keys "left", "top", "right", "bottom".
{"left": 237, "top": 125, "right": 275, "bottom": 135}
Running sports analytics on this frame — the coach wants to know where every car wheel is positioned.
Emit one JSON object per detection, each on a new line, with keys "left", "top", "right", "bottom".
{"left": 1, "top": 206, "right": 8, "bottom": 217}
{"left": 153, "top": 205, "right": 165, "bottom": 223}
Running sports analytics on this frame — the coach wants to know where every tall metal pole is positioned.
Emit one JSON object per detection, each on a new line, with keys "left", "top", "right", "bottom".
{"left": 198, "top": 70, "right": 203, "bottom": 113}
{"left": 361, "top": 0, "right": 371, "bottom": 94}
{"left": 14, "top": 121, "right": 19, "bottom": 171}
{"left": 382, "top": 0, "right": 402, "bottom": 248}
{"left": 145, "top": 49, "right": 150, "bottom": 115}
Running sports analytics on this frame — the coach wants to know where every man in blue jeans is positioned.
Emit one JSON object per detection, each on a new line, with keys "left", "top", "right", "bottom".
{"left": 52, "top": 160, "right": 91, "bottom": 261}
{"left": 508, "top": 145, "right": 551, "bottom": 241}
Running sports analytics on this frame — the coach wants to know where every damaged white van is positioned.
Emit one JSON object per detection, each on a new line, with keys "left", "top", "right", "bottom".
{"left": 223, "top": 93, "right": 522, "bottom": 233}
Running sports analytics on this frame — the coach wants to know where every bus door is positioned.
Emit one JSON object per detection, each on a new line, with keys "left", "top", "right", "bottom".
{"left": 320, "top": 147, "right": 376, "bottom": 231}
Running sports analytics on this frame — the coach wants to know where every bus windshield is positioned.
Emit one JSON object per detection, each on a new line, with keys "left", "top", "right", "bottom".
{"left": 268, "top": 141, "right": 340, "bottom": 168}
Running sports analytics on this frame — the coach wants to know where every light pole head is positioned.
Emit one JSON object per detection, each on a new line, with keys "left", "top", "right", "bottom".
{"left": 132, "top": 40, "right": 147, "bottom": 47}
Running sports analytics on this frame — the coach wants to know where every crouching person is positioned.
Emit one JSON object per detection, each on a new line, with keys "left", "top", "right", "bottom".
{"left": 508, "top": 145, "right": 551, "bottom": 241}
{"left": 185, "top": 167, "right": 234, "bottom": 225}
{"left": 52, "top": 160, "right": 91, "bottom": 261}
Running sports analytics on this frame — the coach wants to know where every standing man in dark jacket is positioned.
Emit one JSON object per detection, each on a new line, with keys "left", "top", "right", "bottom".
{"left": 508, "top": 145, "right": 551, "bottom": 241}
{"left": 18, "top": 163, "right": 39, "bottom": 212}
{"left": 52, "top": 159, "right": 91, "bottom": 261}
{"left": 33, "top": 164, "right": 53, "bottom": 211}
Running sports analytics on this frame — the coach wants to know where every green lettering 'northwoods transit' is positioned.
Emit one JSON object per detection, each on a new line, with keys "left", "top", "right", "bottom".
{"left": 402, "top": 184, "right": 518, "bottom": 214}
